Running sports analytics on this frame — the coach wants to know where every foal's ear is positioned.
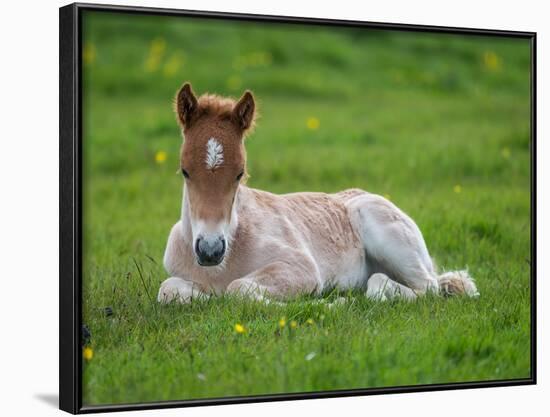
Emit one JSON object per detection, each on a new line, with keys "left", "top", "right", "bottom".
{"left": 175, "top": 82, "right": 198, "bottom": 127}
{"left": 232, "top": 91, "right": 256, "bottom": 131}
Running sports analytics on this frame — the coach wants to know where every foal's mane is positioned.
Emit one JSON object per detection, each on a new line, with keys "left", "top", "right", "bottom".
{"left": 175, "top": 92, "right": 257, "bottom": 135}
{"left": 197, "top": 94, "right": 236, "bottom": 119}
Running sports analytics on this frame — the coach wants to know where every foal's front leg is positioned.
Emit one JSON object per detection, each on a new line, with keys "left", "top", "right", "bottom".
{"left": 226, "top": 259, "right": 321, "bottom": 301}
{"left": 157, "top": 277, "right": 209, "bottom": 304}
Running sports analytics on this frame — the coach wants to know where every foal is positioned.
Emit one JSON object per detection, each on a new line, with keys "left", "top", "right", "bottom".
{"left": 158, "top": 83, "right": 479, "bottom": 303}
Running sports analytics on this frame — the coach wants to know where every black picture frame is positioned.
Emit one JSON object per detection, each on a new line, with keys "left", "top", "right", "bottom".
{"left": 59, "top": 2, "right": 537, "bottom": 414}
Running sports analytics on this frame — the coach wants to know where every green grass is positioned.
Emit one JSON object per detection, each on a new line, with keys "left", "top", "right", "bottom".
{"left": 81, "top": 10, "right": 532, "bottom": 406}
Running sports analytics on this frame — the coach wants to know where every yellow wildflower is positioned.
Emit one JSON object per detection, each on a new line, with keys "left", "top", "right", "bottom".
{"left": 145, "top": 38, "right": 166, "bottom": 73}
{"left": 483, "top": 51, "right": 501, "bottom": 71}
{"left": 232, "top": 51, "right": 272, "bottom": 71}
{"left": 82, "top": 43, "right": 96, "bottom": 66}
{"left": 306, "top": 318, "right": 314, "bottom": 325}
{"left": 453, "top": 184, "right": 462, "bottom": 194}
{"left": 163, "top": 53, "right": 183, "bottom": 77}
{"left": 83, "top": 347, "right": 93, "bottom": 361}
{"left": 306, "top": 117, "right": 320, "bottom": 130}
{"left": 290, "top": 320, "right": 298, "bottom": 329}
{"left": 155, "top": 151, "right": 167, "bottom": 164}
{"left": 150, "top": 37, "right": 166, "bottom": 56}
{"left": 234, "top": 323, "right": 245, "bottom": 334}
{"left": 278, "top": 317, "right": 287, "bottom": 328}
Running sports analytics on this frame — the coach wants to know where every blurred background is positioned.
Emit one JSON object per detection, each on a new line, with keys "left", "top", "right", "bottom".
{"left": 81, "top": 10, "right": 531, "bottom": 405}
{"left": 82, "top": 10, "right": 530, "bottom": 264}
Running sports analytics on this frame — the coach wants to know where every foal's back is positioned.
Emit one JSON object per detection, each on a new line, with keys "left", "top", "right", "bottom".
{"left": 240, "top": 186, "right": 368, "bottom": 286}
{"left": 243, "top": 186, "right": 362, "bottom": 248}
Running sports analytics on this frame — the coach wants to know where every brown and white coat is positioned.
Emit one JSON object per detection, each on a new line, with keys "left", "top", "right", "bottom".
{"left": 158, "top": 83, "right": 479, "bottom": 303}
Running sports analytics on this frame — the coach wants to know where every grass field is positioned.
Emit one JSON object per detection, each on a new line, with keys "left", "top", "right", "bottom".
{"left": 81, "top": 11, "right": 532, "bottom": 406}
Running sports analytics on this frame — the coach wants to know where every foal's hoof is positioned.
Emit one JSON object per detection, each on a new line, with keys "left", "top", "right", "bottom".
{"left": 158, "top": 278, "right": 185, "bottom": 304}
{"left": 157, "top": 277, "right": 206, "bottom": 304}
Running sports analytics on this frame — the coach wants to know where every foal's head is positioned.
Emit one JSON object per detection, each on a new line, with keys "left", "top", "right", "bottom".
{"left": 175, "top": 82, "right": 256, "bottom": 266}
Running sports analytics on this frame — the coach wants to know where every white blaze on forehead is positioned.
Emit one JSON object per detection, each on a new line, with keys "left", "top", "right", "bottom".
{"left": 205, "top": 138, "right": 224, "bottom": 170}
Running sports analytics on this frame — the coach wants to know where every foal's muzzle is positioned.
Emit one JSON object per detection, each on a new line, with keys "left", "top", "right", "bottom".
{"left": 195, "top": 235, "right": 226, "bottom": 266}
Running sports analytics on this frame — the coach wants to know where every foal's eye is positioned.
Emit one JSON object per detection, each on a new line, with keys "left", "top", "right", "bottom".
{"left": 181, "top": 168, "right": 190, "bottom": 179}
{"left": 236, "top": 171, "right": 244, "bottom": 182}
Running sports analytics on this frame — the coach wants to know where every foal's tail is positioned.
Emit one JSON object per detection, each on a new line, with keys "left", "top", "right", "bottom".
{"left": 436, "top": 270, "right": 479, "bottom": 297}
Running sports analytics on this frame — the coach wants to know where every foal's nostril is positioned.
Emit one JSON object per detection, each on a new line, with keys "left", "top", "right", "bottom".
{"left": 194, "top": 238, "right": 201, "bottom": 257}
{"left": 195, "top": 236, "right": 226, "bottom": 266}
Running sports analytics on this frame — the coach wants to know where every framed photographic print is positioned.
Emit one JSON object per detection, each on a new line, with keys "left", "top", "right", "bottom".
{"left": 59, "top": 2, "right": 536, "bottom": 414}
